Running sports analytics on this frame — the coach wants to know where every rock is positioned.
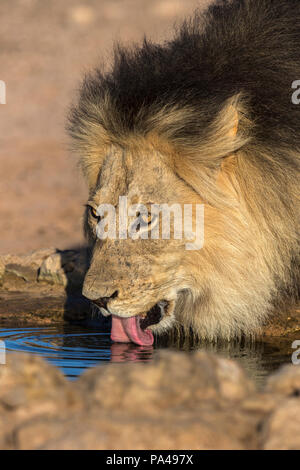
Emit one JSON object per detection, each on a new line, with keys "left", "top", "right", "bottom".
{"left": 0, "top": 248, "right": 56, "bottom": 272}
{"left": 5, "top": 263, "right": 37, "bottom": 283}
{"left": 0, "top": 353, "right": 78, "bottom": 410}
{"left": 240, "top": 392, "right": 279, "bottom": 414}
{"left": 0, "top": 246, "right": 299, "bottom": 449}
{"left": 0, "top": 247, "right": 90, "bottom": 325}
{"left": 16, "top": 415, "right": 72, "bottom": 451}
{"left": 39, "top": 409, "right": 248, "bottom": 450}
{"left": 0, "top": 248, "right": 56, "bottom": 289}
{"left": 0, "top": 353, "right": 81, "bottom": 449}
{"left": 265, "top": 364, "right": 300, "bottom": 398}
{"left": 0, "top": 350, "right": 300, "bottom": 450}
{"left": 38, "top": 249, "right": 87, "bottom": 288}
{"left": 38, "top": 252, "right": 67, "bottom": 286}
{"left": 260, "top": 399, "right": 300, "bottom": 450}
{"left": 0, "top": 290, "right": 90, "bottom": 326}
{"left": 79, "top": 350, "right": 254, "bottom": 417}
{"left": 0, "top": 247, "right": 87, "bottom": 290}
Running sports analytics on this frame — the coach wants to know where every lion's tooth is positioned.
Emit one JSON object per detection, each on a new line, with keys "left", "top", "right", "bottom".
{"left": 100, "top": 307, "right": 111, "bottom": 317}
{"left": 157, "top": 300, "right": 168, "bottom": 315}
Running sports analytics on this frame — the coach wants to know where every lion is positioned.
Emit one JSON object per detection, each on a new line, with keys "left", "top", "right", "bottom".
{"left": 68, "top": 0, "right": 299, "bottom": 345}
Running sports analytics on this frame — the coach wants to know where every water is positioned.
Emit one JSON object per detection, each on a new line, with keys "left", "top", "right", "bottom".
{"left": 0, "top": 324, "right": 295, "bottom": 385}
{"left": 0, "top": 325, "right": 155, "bottom": 380}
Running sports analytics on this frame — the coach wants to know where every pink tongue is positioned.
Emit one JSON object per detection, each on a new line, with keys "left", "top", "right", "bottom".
{"left": 111, "top": 315, "right": 154, "bottom": 346}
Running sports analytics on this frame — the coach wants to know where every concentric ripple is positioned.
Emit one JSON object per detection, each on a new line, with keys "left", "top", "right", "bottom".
{"left": 0, "top": 325, "right": 155, "bottom": 379}
{"left": 0, "top": 324, "right": 293, "bottom": 384}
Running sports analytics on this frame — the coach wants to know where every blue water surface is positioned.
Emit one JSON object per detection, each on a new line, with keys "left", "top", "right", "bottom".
{"left": 0, "top": 325, "right": 155, "bottom": 379}
{"left": 0, "top": 323, "right": 294, "bottom": 384}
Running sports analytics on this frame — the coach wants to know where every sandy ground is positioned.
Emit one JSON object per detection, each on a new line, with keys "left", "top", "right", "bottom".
{"left": 0, "top": 0, "right": 212, "bottom": 255}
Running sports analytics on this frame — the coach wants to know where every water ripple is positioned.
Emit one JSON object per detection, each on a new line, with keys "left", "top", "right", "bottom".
{"left": 0, "top": 325, "right": 155, "bottom": 379}
{"left": 0, "top": 324, "right": 294, "bottom": 384}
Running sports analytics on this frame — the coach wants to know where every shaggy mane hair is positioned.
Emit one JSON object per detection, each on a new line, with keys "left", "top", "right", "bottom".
{"left": 69, "top": 0, "right": 299, "bottom": 338}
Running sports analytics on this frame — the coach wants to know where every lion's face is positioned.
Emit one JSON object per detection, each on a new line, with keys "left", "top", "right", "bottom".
{"left": 69, "top": 5, "right": 300, "bottom": 343}
{"left": 82, "top": 143, "right": 206, "bottom": 341}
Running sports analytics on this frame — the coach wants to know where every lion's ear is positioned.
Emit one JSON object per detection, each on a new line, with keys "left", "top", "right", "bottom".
{"left": 207, "top": 94, "right": 249, "bottom": 159}
{"left": 172, "top": 93, "right": 250, "bottom": 167}
{"left": 227, "top": 105, "right": 239, "bottom": 138}
{"left": 160, "top": 93, "right": 250, "bottom": 170}
{"left": 170, "top": 94, "right": 251, "bottom": 205}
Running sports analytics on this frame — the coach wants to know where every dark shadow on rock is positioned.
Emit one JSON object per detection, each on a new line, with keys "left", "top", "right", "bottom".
{"left": 60, "top": 246, "right": 111, "bottom": 333}
{"left": 60, "top": 246, "right": 90, "bottom": 323}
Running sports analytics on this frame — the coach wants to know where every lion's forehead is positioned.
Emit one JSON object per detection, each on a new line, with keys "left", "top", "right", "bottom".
{"left": 91, "top": 146, "right": 179, "bottom": 207}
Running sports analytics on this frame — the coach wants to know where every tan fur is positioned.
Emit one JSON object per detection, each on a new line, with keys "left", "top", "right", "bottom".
{"left": 71, "top": 93, "right": 299, "bottom": 341}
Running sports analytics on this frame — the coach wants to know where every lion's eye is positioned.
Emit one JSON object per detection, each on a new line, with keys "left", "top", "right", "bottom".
{"left": 136, "top": 212, "right": 153, "bottom": 228}
{"left": 140, "top": 213, "right": 153, "bottom": 225}
{"left": 89, "top": 206, "right": 99, "bottom": 219}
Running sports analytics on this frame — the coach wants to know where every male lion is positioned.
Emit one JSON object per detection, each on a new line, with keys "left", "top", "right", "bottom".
{"left": 69, "top": 0, "right": 299, "bottom": 345}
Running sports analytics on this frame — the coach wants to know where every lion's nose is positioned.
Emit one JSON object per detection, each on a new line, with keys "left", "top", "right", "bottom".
{"left": 91, "top": 290, "right": 119, "bottom": 309}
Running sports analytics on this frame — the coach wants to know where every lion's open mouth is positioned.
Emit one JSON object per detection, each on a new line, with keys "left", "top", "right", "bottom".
{"left": 110, "top": 300, "right": 169, "bottom": 346}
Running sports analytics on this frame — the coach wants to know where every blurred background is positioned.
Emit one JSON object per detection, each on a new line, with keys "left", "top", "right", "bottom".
{"left": 0, "top": 0, "right": 210, "bottom": 254}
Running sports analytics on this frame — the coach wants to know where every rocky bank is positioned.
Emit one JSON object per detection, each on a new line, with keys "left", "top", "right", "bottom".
{"left": 0, "top": 247, "right": 89, "bottom": 326}
{"left": 0, "top": 350, "right": 300, "bottom": 450}
{"left": 0, "top": 248, "right": 300, "bottom": 450}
